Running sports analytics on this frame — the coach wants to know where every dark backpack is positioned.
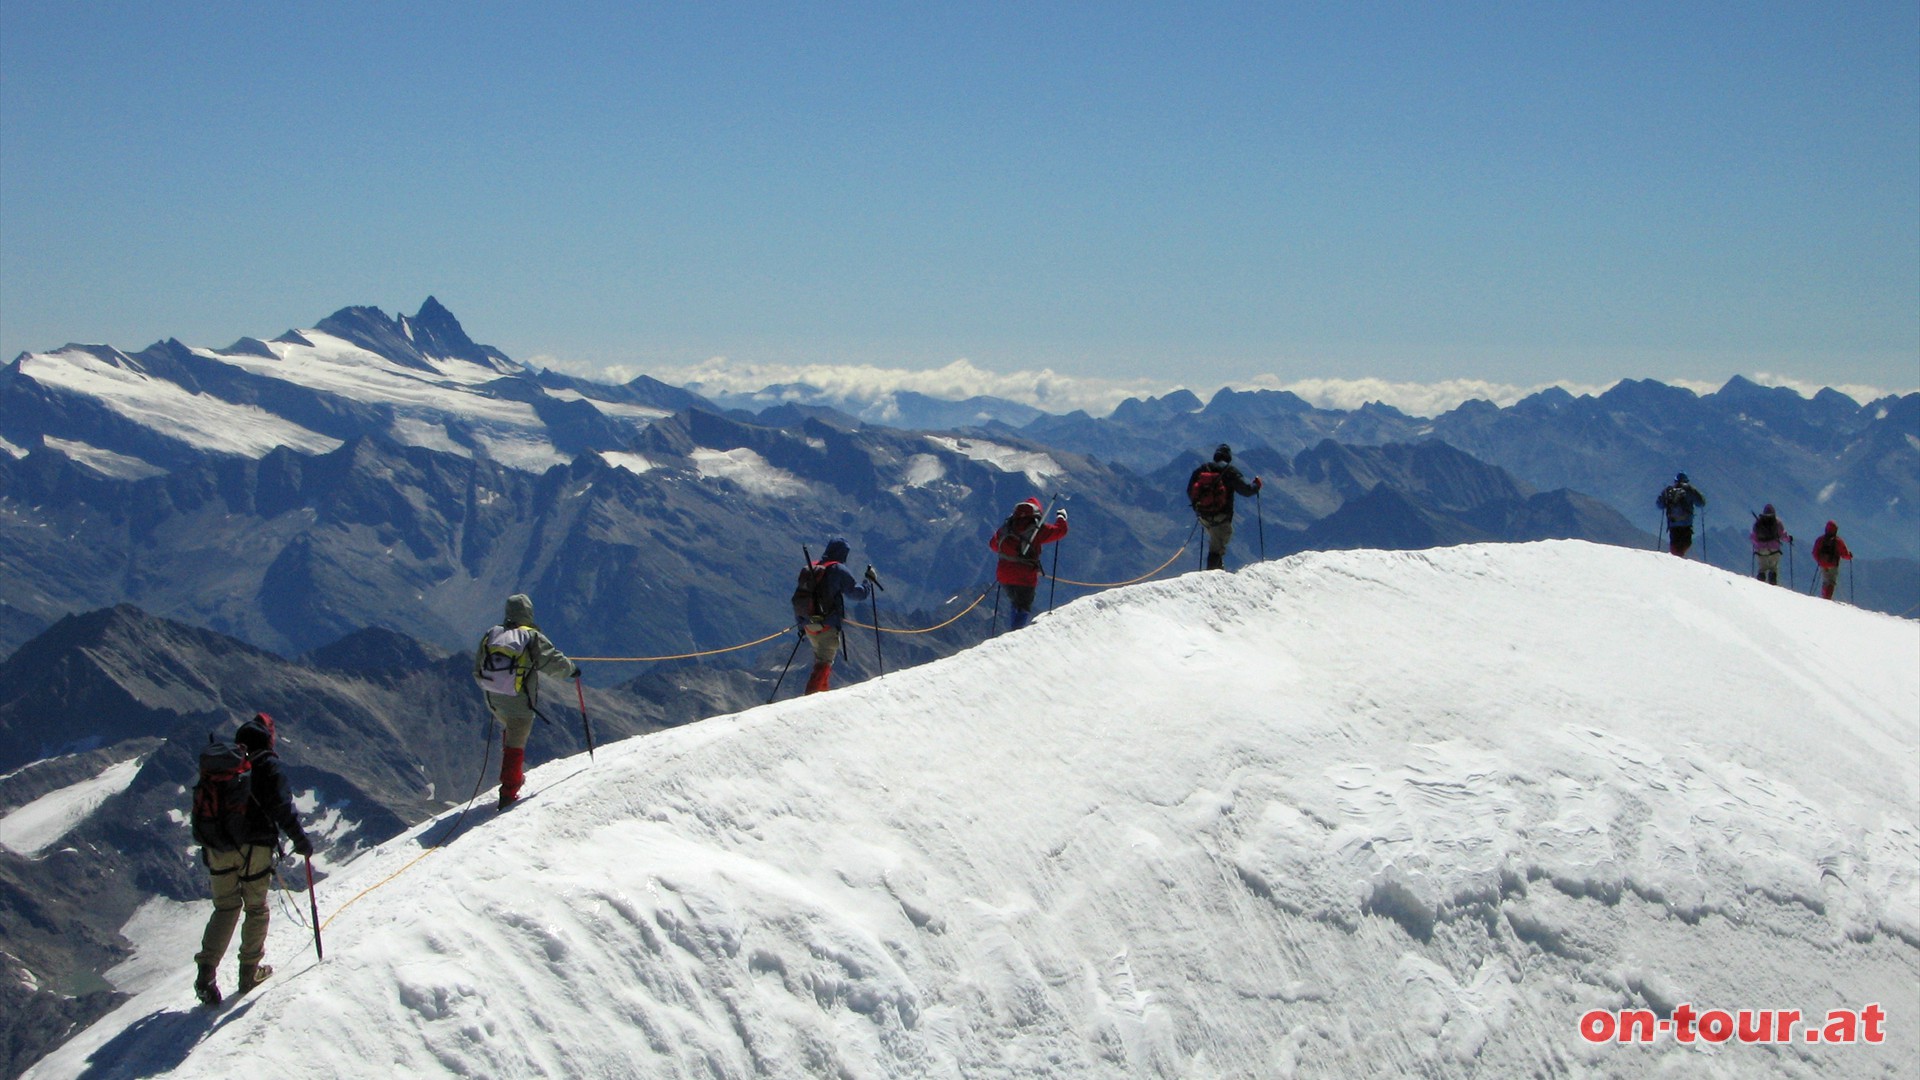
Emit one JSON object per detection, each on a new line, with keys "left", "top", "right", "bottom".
{"left": 191, "top": 738, "right": 253, "bottom": 851}
{"left": 791, "top": 561, "right": 836, "bottom": 622}
{"left": 1753, "top": 514, "right": 1781, "bottom": 543}
{"left": 1189, "top": 465, "right": 1231, "bottom": 516}
{"left": 998, "top": 515, "right": 1043, "bottom": 566}
{"left": 1813, "top": 534, "right": 1837, "bottom": 565}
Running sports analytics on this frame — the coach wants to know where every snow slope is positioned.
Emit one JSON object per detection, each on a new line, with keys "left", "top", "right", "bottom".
{"left": 28, "top": 542, "right": 1919, "bottom": 1078}
{"left": 0, "top": 757, "right": 145, "bottom": 856}
{"left": 17, "top": 348, "right": 343, "bottom": 458}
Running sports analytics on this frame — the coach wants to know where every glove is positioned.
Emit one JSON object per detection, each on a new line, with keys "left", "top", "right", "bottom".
{"left": 864, "top": 565, "right": 878, "bottom": 582}
{"left": 1253, "top": 477, "right": 1263, "bottom": 491}
{"left": 291, "top": 832, "right": 313, "bottom": 857}
{"left": 1055, "top": 508, "right": 1068, "bottom": 524}
{"left": 570, "top": 665, "right": 582, "bottom": 680}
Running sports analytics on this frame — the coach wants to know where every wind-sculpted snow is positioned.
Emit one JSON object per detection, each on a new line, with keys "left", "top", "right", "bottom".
{"left": 32, "top": 542, "right": 1918, "bottom": 1078}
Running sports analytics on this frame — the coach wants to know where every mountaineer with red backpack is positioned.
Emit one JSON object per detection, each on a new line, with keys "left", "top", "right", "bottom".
{"left": 990, "top": 497, "right": 1069, "bottom": 631}
{"left": 1811, "top": 521, "right": 1853, "bottom": 600}
{"left": 191, "top": 711, "right": 312, "bottom": 1006}
{"left": 473, "top": 594, "right": 579, "bottom": 809}
{"left": 1187, "top": 444, "right": 1262, "bottom": 571}
{"left": 791, "top": 537, "right": 875, "bottom": 694}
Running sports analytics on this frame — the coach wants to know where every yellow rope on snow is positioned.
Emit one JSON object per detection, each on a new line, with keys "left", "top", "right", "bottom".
{"left": 573, "top": 626, "right": 793, "bottom": 662}
{"left": 1051, "top": 541, "right": 1192, "bottom": 589}
{"left": 321, "top": 848, "right": 436, "bottom": 931}
{"left": 845, "top": 589, "right": 991, "bottom": 635}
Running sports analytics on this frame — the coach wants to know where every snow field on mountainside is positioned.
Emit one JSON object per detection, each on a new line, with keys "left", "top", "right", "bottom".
{"left": 923, "top": 435, "right": 1062, "bottom": 487}
{"left": 0, "top": 757, "right": 144, "bottom": 856}
{"left": 19, "top": 348, "right": 344, "bottom": 458}
{"left": 29, "top": 541, "right": 1918, "bottom": 1078}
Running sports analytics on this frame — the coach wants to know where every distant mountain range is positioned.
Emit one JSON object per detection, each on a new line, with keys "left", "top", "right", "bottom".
{"left": 0, "top": 297, "right": 1911, "bottom": 1072}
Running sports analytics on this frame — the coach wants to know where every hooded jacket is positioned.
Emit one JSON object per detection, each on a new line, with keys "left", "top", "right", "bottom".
{"left": 990, "top": 501, "right": 1068, "bottom": 588}
{"left": 1187, "top": 458, "right": 1259, "bottom": 522}
{"left": 1657, "top": 479, "right": 1706, "bottom": 526}
{"left": 473, "top": 593, "right": 578, "bottom": 711}
{"left": 1812, "top": 523, "right": 1853, "bottom": 568}
{"left": 233, "top": 713, "right": 310, "bottom": 851}
{"left": 797, "top": 539, "right": 869, "bottom": 631}
{"left": 1749, "top": 507, "right": 1788, "bottom": 554}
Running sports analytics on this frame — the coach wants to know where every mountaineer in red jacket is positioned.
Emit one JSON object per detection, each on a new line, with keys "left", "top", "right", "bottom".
{"left": 1811, "top": 520, "right": 1853, "bottom": 600}
{"left": 990, "top": 497, "right": 1068, "bottom": 631}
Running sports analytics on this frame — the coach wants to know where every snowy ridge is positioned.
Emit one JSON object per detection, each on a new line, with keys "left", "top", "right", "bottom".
{"left": 6, "top": 315, "right": 654, "bottom": 475}
{"left": 17, "top": 347, "right": 344, "bottom": 459}
{"left": 31, "top": 542, "right": 1918, "bottom": 1078}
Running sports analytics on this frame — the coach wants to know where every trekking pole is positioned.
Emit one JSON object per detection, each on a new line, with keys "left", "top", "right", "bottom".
{"left": 1045, "top": 495, "right": 1069, "bottom": 613}
{"left": 1047, "top": 534, "right": 1062, "bottom": 613}
{"left": 575, "top": 676, "right": 595, "bottom": 761}
{"left": 1849, "top": 559, "right": 1856, "bottom": 604}
{"left": 1256, "top": 488, "right": 1265, "bottom": 561}
{"left": 769, "top": 633, "right": 803, "bottom": 703}
{"left": 989, "top": 584, "right": 1001, "bottom": 637}
{"left": 864, "top": 566, "right": 885, "bottom": 676}
{"left": 305, "top": 857, "right": 324, "bottom": 961}
{"left": 1788, "top": 539, "right": 1796, "bottom": 590}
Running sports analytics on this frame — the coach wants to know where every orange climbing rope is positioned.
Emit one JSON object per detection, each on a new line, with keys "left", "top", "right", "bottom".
{"left": 572, "top": 626, "right": 793, "bottom": 663}
{"left": 1050, "top": 541, "right": 1193, "bottom": 588}
{"left": 845, "top": 589, "right": 992, "bottom": 634}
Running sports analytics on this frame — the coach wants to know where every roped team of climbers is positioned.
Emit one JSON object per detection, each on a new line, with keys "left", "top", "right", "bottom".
{"left": 1660, "top": 475, "right": 1857, "bottom": 600}
{"left": 189, "top": 450, "right": 1866, "bottom": 1006}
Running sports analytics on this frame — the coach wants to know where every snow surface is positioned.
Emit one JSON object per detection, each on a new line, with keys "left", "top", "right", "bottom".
{"left": 0, "top": 757, "right": 145, "bottom": 856}
{"left": 598, "top": 451, "right": 657, "bottom": 475}
{"left": 924, "top": 435, "right": 1063, "bottom": 487}
{"left": 26, "top": 542, "right": 1919, "bottom": 1078}
{"left": 19, "top": 348, "right": 343, "bottom": 458}
{"left": 544, "top": 387, "right": 674, "bottom": 423}
{"left": 199, "top": 333, "right": 535, "bottom": 422}
{"left": 897, "top": 453, "right": 947, "bottom": 491}
{"left": 39, "top": 437, "right": 169, "bottom": 480}
{"left": 14, "top": 333, "right": 609, "bottom": 472}
{"left": 691, "top": 447, "right": 810, "bottom": 498}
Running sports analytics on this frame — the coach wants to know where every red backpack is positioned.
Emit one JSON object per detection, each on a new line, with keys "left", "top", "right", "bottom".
{"left": 791, "top": 561, "right": 836, "bottom": 622}
{"left": 1188, "top": 465, "right": 1231, "bottom": 515}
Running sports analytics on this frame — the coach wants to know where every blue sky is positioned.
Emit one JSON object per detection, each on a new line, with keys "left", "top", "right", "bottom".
{"left": 2, "top": 1, "right": 1915, "bottom": 404}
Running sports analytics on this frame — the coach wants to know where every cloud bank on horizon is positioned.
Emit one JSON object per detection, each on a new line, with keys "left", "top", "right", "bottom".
{"left": 534, "top": 354, "right": 1905, "bottom": 420}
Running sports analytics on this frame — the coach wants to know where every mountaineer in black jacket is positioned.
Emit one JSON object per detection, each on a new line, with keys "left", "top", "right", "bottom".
{"left": 193, "top": 712, "right": 312, "bottom": 1005}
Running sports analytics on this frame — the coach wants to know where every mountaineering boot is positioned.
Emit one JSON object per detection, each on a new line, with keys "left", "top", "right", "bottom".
{"left": 238, "top": 963, "right": 272, "bottom": 994}
{"left": 1206, "top": 551, "right": 1224, "bottom": 571}
{"left": 194, "top": 963, "right": 222, "bottom": 1006}
{"left": 499, "top": 746, "right": 526, "bottom": 808}
{"left": 804, "top": 662, "right": 832, "bottom": 695}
